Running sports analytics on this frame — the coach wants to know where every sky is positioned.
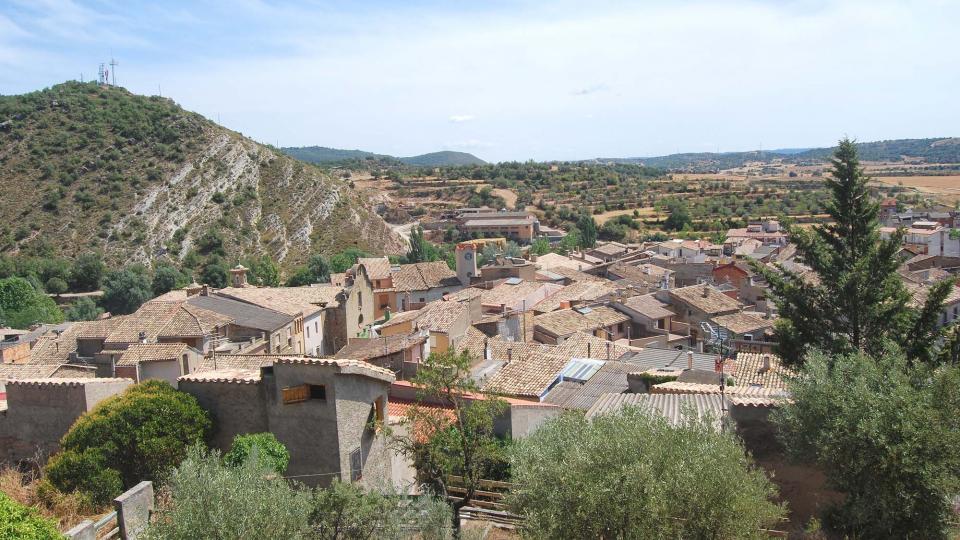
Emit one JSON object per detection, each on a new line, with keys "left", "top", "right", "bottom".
{"left": 1, "top": 0, "right": 958, "bottom": 162}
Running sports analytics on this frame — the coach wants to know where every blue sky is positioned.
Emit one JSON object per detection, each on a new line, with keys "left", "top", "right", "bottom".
{"left": 1, "top": 0, "right": 958, "bottom": 162}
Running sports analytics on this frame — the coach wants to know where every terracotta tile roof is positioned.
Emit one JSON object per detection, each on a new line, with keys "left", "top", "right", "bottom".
{"left": 179, "top": 368, "right": 261, "bottom": 384}
{"left": 668, "top": 284, "right": 742, "bottom": 315}
{"left": 380, "top": 299, "right": 470, "bottom": 334}
{"left": 532, "top": 280, "right": 618, "bottom": 313}
{"left": 0, "top": 363, "right": 61, "bottom": 380}
{"left": 185, "top": 295, "right": 293, "bottom": 332}
{"left": 481, "top": 350, "right": 571, "bottom": 398}
{"left": 116, "top": 343, "right": 191, "bottom": 366}
{"left": 731, "top": 352, "right": 794, "bottom": 390}
{"left": 217, "top": 286, "right": 339, "bottom": 317}
{"left": 590, "top": 242, "right": 630, "bottom": 256}
{"left": 386, "top": 398, "right": 456, "bottom": 422}
{"left": 333, "top": 334, "right": 427, "bottom": 361}
{"left": 478, "top": 280, "right": 564, "bottom": 311}
{"left": 273, "top": 357, "right": 396, "bottom": 382}
{"left": 710, "top": 311, "right": 774, "bottom": 335}
{"left": 104, "top": 301, "right": 184, "bottom": 346}
{"left": 194, "top": 354, "right": 283, "bottom": 372}
{"left": 358, "top": 257, "right": 392, "bottom": 280}
{"left": 619, "top": 294, "right": 674, "bottom": 319}
{"left": 159, "top": 304, "right": 233, "bottom": 338}
{"left": 554, "top": 332, "right": 633, "bottom": 360}
{"left": 29, "top": 323, "right": 83, "bottom": 365}
{"left": 534, "top": 252, "right": 595, "bottom": 271}
{"left": 7, "top": 377, "right": 131, "bottom": 387}
{"left": 608, "top": 263, "right": 671, "bottom": 285}
{"left": 533, "top": 306, "right": 630, "bottom": 338}
{"left": 453, "top": 326, "right": 490, "bottom": 361}
{"left": 74, "top": 317, "right": 126, "bottom": 339}
{"left": 543, "top": 266, "right": 604, "bottom": 283}
{"left": 392, "top": 262, "right": 460, "bottom": 292}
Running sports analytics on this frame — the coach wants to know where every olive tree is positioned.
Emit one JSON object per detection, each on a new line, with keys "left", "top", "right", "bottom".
{"left": 508, "top": 407, "right": 785, "bottom": 539}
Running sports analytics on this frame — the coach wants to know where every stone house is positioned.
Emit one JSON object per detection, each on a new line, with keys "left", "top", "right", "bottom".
{"left": 532, "top": 305, "right": 631, "bottom": 345}
{"left": 378, "top": 296, "right": 480, "bottom": 355}
{"left": 391, "top": 262, "right": 464, "bottom": 312}
{"left": 113, "top": 342, "right": 204, "bottom": 385}
{"left": 0, "top": 378, "right": 132, "bottom": 464}
{"left": 659, "top": 284, "right": 743, "bottom": 343}
{"left": 178, "top": 357, "right": 394, "bottom": 488}
{"left": 333, "top": 334, "right": 428, "bottom": 380}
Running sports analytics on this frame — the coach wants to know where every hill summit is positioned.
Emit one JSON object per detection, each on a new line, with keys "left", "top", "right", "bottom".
{"left": 282, "top": 146, "right": 486, "bottom": 166}
{"left": 0, "top": 82, "right": 405, "bottom": 269}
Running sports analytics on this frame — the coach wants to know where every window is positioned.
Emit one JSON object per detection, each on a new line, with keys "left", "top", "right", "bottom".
{"left": 742, "top": 334, "right": 754, "bottom": 341}
{"left": 358, "top": 291, "right": 363, "bottom": 308}
{"left": 657, "top": 319, "right": 666, "bottom": 330}
{"left": 281, "top": 384, "right": 325, "bottom": 404}
{"left": 309, "top": 384, "right": 326, "bottom": 400}
{"left": 306, "top": 327, "right": 310, "bottom": 338}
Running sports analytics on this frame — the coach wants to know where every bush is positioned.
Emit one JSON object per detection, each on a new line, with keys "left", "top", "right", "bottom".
{"left": 44, "top": 277, "right": 67, "bottom": 295}
{"left": 44, "top": 448, "right": 123, "bottom": 508}
{"left": 64, "top": 297, "right": 103, "bottom": 322}
{"left": 101, "top": 267, "right": 152, "bottom": 315}
{"left": 46, "top": 381, "right": 211, "bottom": 503}
{"left": 0, "top": 491, "right": 63, "bottom": 540}
{"left": 223, "top": 433, "right": 290, "bottom": 474}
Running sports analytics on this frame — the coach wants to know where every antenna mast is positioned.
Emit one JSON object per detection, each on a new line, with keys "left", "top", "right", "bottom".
{"left": 109, "top": 56, "right": 119, "bottom": 86}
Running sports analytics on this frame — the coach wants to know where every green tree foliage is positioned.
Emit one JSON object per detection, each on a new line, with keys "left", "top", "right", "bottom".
{"left": 394, "top": 350, "right": 508, "bottom": 536}
{"left": 310, "top": 480, "right": 451, "bottom": 540}
{"left": 151, "top": 262, "right": 191, "bottom": 296}
{"left": 69, "top": 253, "right": 106, "bottom": 292}
{"left": 101, "top": 267, "right": 152, "bottom": 315}
{"left": 199, "top": 259, "right": 228, "bottom": 288}
{"left": 44, "top": 277, "right": 67, "bottom": 295}
{"left": 243, "top": 255, "right": 281, "bottom": 287}
{"left": 286, "top": 254, "right": 331, "bottom": 286}
{"left": 407, "top": 226, "right": 428, "bottom": 263}
{"left": 508, "top": 408, "right": 785, "bottom": 539}
{"left": 529, "top": 238, "right": 551, "bottom": 256}
{"left": 45, "top": 381, "right": 211, "bottom": 504}
{"left": 329, "top": 248, "right": 370, "bottom": 274}
{"left": 556, "top": 227, "right": 582, "bottom": 255}
{"left": 0, "top": 491, "right": 63, "bottom": 540}
{"left": 753, "top": 139, "right": 953, "bottom": 366}
{"left": 44, "top": 447, "right": 124, "bottom": 508}
{"left": 775, "top": 348, "right": 960, "bottom": 538}
{"left": 662, "top": 199, "right": 692, "bottom": 231}
{"left": 144, "top": 447, "right": 311, "bottom": 540}
{"left": 64, "top": 296, "right": 103, "bottom": 322}
{"left": 576, "top": 215, "right": 598, "bottom": 248}
{"left": 223, "top": 433, "right": 290, "bottom": 474}
{"left": 0, "top": 276, "right": 64, "bottom": 329}
{"left": 145, "top": 447, "right": 451, "bottom": 540}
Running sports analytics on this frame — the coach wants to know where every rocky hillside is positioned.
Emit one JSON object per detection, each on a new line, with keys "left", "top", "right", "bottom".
{"left": 0, "top": 82, "right": 405, "bottom": 269}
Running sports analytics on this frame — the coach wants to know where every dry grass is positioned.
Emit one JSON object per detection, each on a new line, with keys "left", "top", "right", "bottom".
{"left": 490, "top": 187, "right": 518, "bottom": 209}
{"left": 0, "top": 465, "right": 106, "bottom": 532}
{"left": 871, "top": 175, "right": 960, "bottom": 204}
{"left": 594, "top": 206, "right": 661, "bottom": 224}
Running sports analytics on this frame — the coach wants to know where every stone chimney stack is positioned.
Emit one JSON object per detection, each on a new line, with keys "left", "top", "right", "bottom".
{"left": 762, "top": 354, "right": 771, "bottom": 373}
{"left": 687, "top": 350, "right": 694, "bottom": 370}
{"left": 185, "top": 282, "right": 202, "bottom": 297}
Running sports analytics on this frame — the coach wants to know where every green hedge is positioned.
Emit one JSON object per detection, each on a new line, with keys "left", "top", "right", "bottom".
{"left": 223, "top": 433, "right": 290, "bottom": 474}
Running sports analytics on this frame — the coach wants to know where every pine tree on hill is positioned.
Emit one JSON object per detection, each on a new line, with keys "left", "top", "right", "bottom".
{"left": 754, "top": 138, "right": 954, "bottom": 366}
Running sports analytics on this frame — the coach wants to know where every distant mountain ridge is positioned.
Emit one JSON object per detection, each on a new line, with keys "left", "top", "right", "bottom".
{"left": 598, "top": 138, "right": 960, "bottom": 172}
{"left": 282, "top": 146, "right": 486, "bottom": 166}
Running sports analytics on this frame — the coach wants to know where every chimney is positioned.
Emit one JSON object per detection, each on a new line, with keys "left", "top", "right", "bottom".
{"left": 606, "top": 341, "right": 611, "bottom": 361}
{"left": 201, "top": 284, "right": 210, "bottom": 297}
{"left": 185, "top": 282, "right": 202, "bottom": 297}
{"left": 507, "top": 348, "right": 513, "bottom": 364}
{"left": 687, "top": 350, "right": 694, "bottom": 370}
{"left": 587, "top": 341, "right": 592, "bottom": 358}
{"left": 560, "top": 300, "right": 572, "bottom": 310}
{"left": 139, "top": 331, "right": 147, "bottom": 344}
{"left": 484, "top": 338, "right": 490, "bottom": 361}
{"left": 762, "top": 354, "right": 771, "bottom": 372}
{"left": 702, "top": 285, "right": 710, "bottom": 298}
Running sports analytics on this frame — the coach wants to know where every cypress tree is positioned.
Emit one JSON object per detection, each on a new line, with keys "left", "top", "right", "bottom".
{"left": 755, "top": 138, "right": 952, "bottom": 366}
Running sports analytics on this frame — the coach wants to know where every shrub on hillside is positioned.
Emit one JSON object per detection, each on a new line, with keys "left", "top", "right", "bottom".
{"left": 0, "top": 491, "right": 63, "bottom": 540}
{"left": 223, "top": 433, "right": 290, "bottom": 474}
{"left": 45, "top": 381, "right": 210, "bottom": 504}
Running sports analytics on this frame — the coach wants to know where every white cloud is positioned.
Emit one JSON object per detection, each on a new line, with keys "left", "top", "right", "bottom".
{"left": 448, "top": 114, "right": 475, "bottom": 123}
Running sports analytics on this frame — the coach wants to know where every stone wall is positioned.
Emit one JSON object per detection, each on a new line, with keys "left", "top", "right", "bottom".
{"left": 178, "top": 379, "right": 268, "bottom": 451}
{"left": 0, "top": 378, "right": 132, "bottom": 464}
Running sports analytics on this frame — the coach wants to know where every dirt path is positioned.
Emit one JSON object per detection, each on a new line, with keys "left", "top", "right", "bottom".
{"left": 594, "top": 206, "right": 661, "bottom": 224}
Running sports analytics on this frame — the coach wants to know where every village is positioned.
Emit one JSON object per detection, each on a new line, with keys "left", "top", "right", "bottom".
{"left": 3, "top": 192, "right": 960, "bottom": 536}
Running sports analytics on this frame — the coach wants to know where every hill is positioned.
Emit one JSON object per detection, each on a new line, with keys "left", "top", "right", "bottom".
{"left": 601, "top": 137, "right": 960, "bottom": 172}
{"left": 282, "top": 146, "right": 486, "bottom": 167}
{"left": 0, "top": 82, "right": 406, "bottom": 270}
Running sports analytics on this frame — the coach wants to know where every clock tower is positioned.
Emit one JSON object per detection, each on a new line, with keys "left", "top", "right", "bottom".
{"left": 455, "top": 242, "right": 478, "bottom": 286}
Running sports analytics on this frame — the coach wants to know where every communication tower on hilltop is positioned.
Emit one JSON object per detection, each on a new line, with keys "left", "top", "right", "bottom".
{"left": 98, "top": 63, "right": 107, "bottom": 85}
{"left": 109, "top": 57, "right": 119, "bottom": 86}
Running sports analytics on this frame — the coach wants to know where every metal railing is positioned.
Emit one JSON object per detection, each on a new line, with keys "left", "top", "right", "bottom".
{"left": 93, "top": 511, "right": 119, "bottom": 539}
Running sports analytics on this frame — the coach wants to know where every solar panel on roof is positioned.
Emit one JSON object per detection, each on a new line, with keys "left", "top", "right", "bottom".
{"left": 575, "top": 306, "right": 593, "bottom": 314}
{"left": 504, "top": 277, "right": 523, "bottom": 285}
{"left": 560, "top": 358, "right": 604, "bottom": 383}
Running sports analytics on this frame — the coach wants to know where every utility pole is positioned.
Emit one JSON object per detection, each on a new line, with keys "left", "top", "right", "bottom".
{"left": 109, "top": 56, "right": 118, "bottom": 86}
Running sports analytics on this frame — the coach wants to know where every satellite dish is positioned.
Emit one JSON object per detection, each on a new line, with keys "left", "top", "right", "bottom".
{"left": 700, "top": 322, "right": 728, "bottom": 344}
